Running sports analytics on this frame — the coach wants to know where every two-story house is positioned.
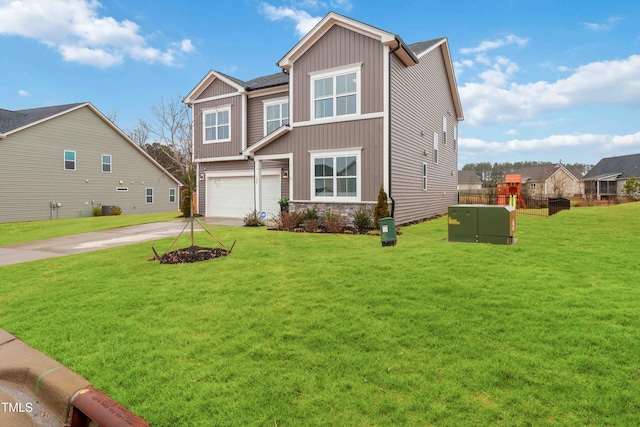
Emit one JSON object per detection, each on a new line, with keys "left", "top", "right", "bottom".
{"left": 183, "top": 12, "right": 463, "bottom": 225}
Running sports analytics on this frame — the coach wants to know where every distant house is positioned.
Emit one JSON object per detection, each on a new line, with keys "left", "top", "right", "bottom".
{"left": 582, "top": 153, "right": 640, "bottom": 200}
{"left": 183, "top": 12, "right": 463, "bottom": 225}
{"left": 516, "top": 164, "right": 583, "bottom": 197}
{"left": 0, "top": 103, "right": 182, "bottom": 223}
{"left": 457, "top": 170, "right": 482, "bottom": 192}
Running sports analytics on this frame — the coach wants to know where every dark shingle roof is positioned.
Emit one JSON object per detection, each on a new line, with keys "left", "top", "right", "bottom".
{"left": 583, "top": 153, "right": 640, "bottom": 180}
{"left": 0, "top": 103, "right": 84, "bottom": 134}
{"left": 408, "top": 38, "right": 445, "bottom": 56}
{"left": 245, "top": 72, "right": 289, "bottom": 90}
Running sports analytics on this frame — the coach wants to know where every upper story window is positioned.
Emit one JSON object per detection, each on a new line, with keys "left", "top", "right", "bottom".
{"left": 311, "top": 65, "right": 360, "bottom": 121}
{"left": 264, "top": 99, "right": 289, "bottom": 135}
{"left": 102, "top": 154, "right": 112, "bottom": 173}
{"left": 203, "top": 106, "right": 231, "bottom": 143}
{"left": 453, "top": 125, "right": 458, "bottom": 151}
{"left": 433, "top": 132, "right": 439, "bottom": 164}
{"left": 64, "top": 150, "right": 76, "bottom": 171}
{"left": 442, "top": 117, "right": 448, "bottom": 145}
{"left": 422, "top": 163, "right": 428, "bottom": 191}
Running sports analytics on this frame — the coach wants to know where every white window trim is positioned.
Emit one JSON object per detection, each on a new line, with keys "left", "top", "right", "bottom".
{"left": 309, "top": 148, "right": 362, "bottom": 203}
{"left": 309, "top": 64, "right": 361, "bottom": 123}
{"left": 442, "top": 117, "right": 447, "bottom": 145}
{"left": 101, "top": 154, "right": 112, "bottom": 173}
{"left": 145, "top": 188, "right": 154, "bottom": 204}
{"left": 64, "top": 150, "right": 76, "bottom": 171}
{"left": 202, "top": 105, "right": 231, "bottom": 144}
{"left": 433, "top": 132, "right": 439, "bottom": 164}
{"left": 169, "top": 188, "right": 177, "bottom": 203}
{"left": 263, "top": 98, "right": 289, "bottom": 136}
{"left": 422, "top": 163, "right": 428, "bottom": 191}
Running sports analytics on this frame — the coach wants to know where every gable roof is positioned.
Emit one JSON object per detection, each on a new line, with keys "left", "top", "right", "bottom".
{"left": 518, "top": 164, "right": 582, "bottom": 182}
{"left": 458, "top": 170, "right": 482, "bottom": 184}
{"left": 0, "top": 103, "right": 85, "bottom": 135}
{"left": 583, "top": 153, "right": 640, "bottom": 181}
{"left": 277, "top": 12, "right": 418, "bottom": 69}
{"left": 183, "top": 70, "right": 290, "bottom": 104}
{"left": 0, "top": 103, "right": 182, "bottom": 186}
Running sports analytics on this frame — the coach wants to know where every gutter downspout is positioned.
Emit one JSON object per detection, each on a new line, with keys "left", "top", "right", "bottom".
{"left": 388, "top": 37, "right": 402, "bottom": 218}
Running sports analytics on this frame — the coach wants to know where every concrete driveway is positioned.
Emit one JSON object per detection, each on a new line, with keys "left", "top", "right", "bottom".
{"left": 0, "top": 218, "right": 242, "bottom": 267}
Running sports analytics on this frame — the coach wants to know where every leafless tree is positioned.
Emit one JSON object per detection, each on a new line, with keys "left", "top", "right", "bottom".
{"left": 125, "top": 121, "right": 149, "bottom": 147}
{"left": 139, "top": 95, "right": 195, "bottom": 215}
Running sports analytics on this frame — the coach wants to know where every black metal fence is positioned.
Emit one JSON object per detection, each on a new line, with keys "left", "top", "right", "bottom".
{"left": 457, "top": 193, "right": 571, "bottom": 217}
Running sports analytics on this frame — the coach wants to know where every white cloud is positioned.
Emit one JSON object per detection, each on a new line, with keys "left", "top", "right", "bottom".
{"left": 18, "top": 89, "right": 30, "bottom": 97}
{"left": 459, "top": 34, "right": 528, "bottom": 55}
{"left": 460, "top": 55, "right": 640, "bottom": 126}
{"left": 260, "top": 3, "right": 322, "bottom": 38}
{"left": 582, "top": 16, "right": 622, "bottom": 31}
{"left": 460, "top": 131, "right": 640, "bottom": 161}
{"left": 504, "top": 129, "right": 519, "bottom": 135}
{"left": 0, "top": 0, "right": 193, "bottom": 68}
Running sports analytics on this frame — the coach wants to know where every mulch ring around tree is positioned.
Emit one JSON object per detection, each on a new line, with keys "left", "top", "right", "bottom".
{"left": 150, "top": 240, "right": 236, "bottom": 264}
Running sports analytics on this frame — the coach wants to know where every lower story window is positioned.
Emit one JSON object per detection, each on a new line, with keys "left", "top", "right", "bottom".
{"left": 311, "top": 150, "right": 360, "bottom": 201}
{"left": 422, "top": 163, "right": 428, "bottom": 190}
{"left": 146, "top": 188, "right": 154, "bottom": 204}
{"left": 169, "top": 188, "right": 177, "bottom": 203}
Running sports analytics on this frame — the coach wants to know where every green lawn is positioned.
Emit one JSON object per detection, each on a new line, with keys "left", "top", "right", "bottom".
{"left": 1, "top": 203, "right": 639, "bottom": 426}
{"left": 0, "top": 212, "right": 180, "bottom": 245}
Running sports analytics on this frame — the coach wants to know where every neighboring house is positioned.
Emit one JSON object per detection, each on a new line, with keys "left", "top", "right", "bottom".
{"left": 457, "top": 170, "right": 482, "bottom": 192}
{"left": 582, "top": 153, "right": 640, "bottom": 200}
{"left": 183, "top": 12, "right": 463, "bottom": 225}
{"left": 516, "top": 164, "right": 583, "bottom": 197}
{"left": 0, "top": 103, "right": 182, "bottom": 223}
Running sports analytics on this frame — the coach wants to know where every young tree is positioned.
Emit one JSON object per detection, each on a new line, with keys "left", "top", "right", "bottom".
{"left": 622, "top": 176, "right": 640, "bottom": 201}
{"left": 373, "top": 185, "right": 390, "bottom": 229}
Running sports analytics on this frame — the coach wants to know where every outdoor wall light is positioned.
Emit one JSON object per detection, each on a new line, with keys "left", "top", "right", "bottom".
{"left": 85, "top": 179, "right": 89, "bottom": 183}
{"left": 199, "top": 173, "right": 205, "bottom": 180}
{"left": 119, "top": 180, "right": 123, "bottom": 184}
{"left": 283, "top": 171, "right": 289, "bottom": 179}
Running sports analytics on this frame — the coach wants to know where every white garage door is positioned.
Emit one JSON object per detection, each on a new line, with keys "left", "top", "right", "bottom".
{"left": 207, "top": 173, "right": 280, "bottom": 218}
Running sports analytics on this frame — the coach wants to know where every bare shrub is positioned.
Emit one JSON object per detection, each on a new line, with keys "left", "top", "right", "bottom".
{"left": 322, "top": 212, "right": 344, "bottom": 233}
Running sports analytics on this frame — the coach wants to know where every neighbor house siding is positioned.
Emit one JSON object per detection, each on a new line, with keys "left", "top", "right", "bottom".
{"left": 196, "top": 78, "right": 239, "bottom": 100}
{"left": 0, "top": 106, "right": 179, "bottom": 223}
{"left": 247, "top": 90, "right": 289, "bottom": 146}
{"left": 254, "top": 118, "right": 383, "bottom": 201}
{"left": 292, "top": 24, "right": 384, "bottom": 123}
{"left": 390, "top": 47, "right": 458, "bottom": 224}
{"left": 193, "top": 95, "right": 244, "bottom": 159}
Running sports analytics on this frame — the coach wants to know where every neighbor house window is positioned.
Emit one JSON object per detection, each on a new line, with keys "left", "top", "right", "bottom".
{"left": 264, "top": 99, "right": 289, "bottom": 135}
{"left": 169, "top": 188, "right": 177, "bottom": 203}
{"left": 311, "top": 150, "right": 361, "bottom": 201}
{"left": 443, "top": 117, "right": 448, "bottom": 145}
{"left": 102, "top": 154, "right": 112, "bottom": 173}
{"left": 422, "top": 163, "right": 428, "bottom": 191}
{"left": 146, "top": 188, "right": 154, "bottom": 204}
{"left": 433, "top": 132, "right": 439, "bottom": 164}
{"left": 203, "top": 107, "right": 231, "bottom": 143}
{"left": 531, "top": 183, "right": 537, "bottom": 192}
{"left": 311, "top": 65, "right": 360, "bottom": 120}
{"left": 64, "top": 150, "right": 76, "bottom": 171}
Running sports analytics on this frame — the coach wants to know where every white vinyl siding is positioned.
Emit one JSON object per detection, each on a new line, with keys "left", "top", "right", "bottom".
{"left": 64, "top": 150, "right": 76, "bottom": 171}
{"left": 203, "top": 106, "right": 231, "bottom": 143}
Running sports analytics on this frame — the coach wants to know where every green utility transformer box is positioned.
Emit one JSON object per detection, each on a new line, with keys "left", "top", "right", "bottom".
{"left": 448, "top": 205, "right": 516, "bottom": 245}
{"left": 380, "top": 217, "right": 397, "bottom": 246}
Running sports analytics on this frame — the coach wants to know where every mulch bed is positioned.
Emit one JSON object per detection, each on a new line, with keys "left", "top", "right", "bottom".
{"left": 157, "top": 246, "right": 231, "bottom": 264}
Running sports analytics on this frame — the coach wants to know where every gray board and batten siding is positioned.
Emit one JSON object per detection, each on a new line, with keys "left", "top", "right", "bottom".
{"left": 390, "top": 45, "right": 459, "bottom": 225}
{"left": 0, "top": 105, "right": 180, "bottom": 223}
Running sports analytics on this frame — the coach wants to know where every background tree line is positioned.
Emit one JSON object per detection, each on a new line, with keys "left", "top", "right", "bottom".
{"left": 461, "top": 161, "right": 593, "bottom": 185}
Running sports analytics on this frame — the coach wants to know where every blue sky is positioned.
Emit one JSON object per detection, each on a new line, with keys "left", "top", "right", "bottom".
{"left": 1, "top": 0, "right": 639, "bottom": 166}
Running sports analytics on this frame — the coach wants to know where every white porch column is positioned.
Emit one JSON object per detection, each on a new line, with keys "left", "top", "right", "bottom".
{"left": 254, "top": 159, "right": 262, "bottom": 213}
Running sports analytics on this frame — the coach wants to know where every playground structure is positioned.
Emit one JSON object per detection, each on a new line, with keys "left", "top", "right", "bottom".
{"left": 497, "top": 174, "right": 527, "bottom": 209}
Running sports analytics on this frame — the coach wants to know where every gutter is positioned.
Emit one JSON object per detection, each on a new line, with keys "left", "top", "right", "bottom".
{"left": 387, "top": 37, "right": 403, "bottom": 217}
